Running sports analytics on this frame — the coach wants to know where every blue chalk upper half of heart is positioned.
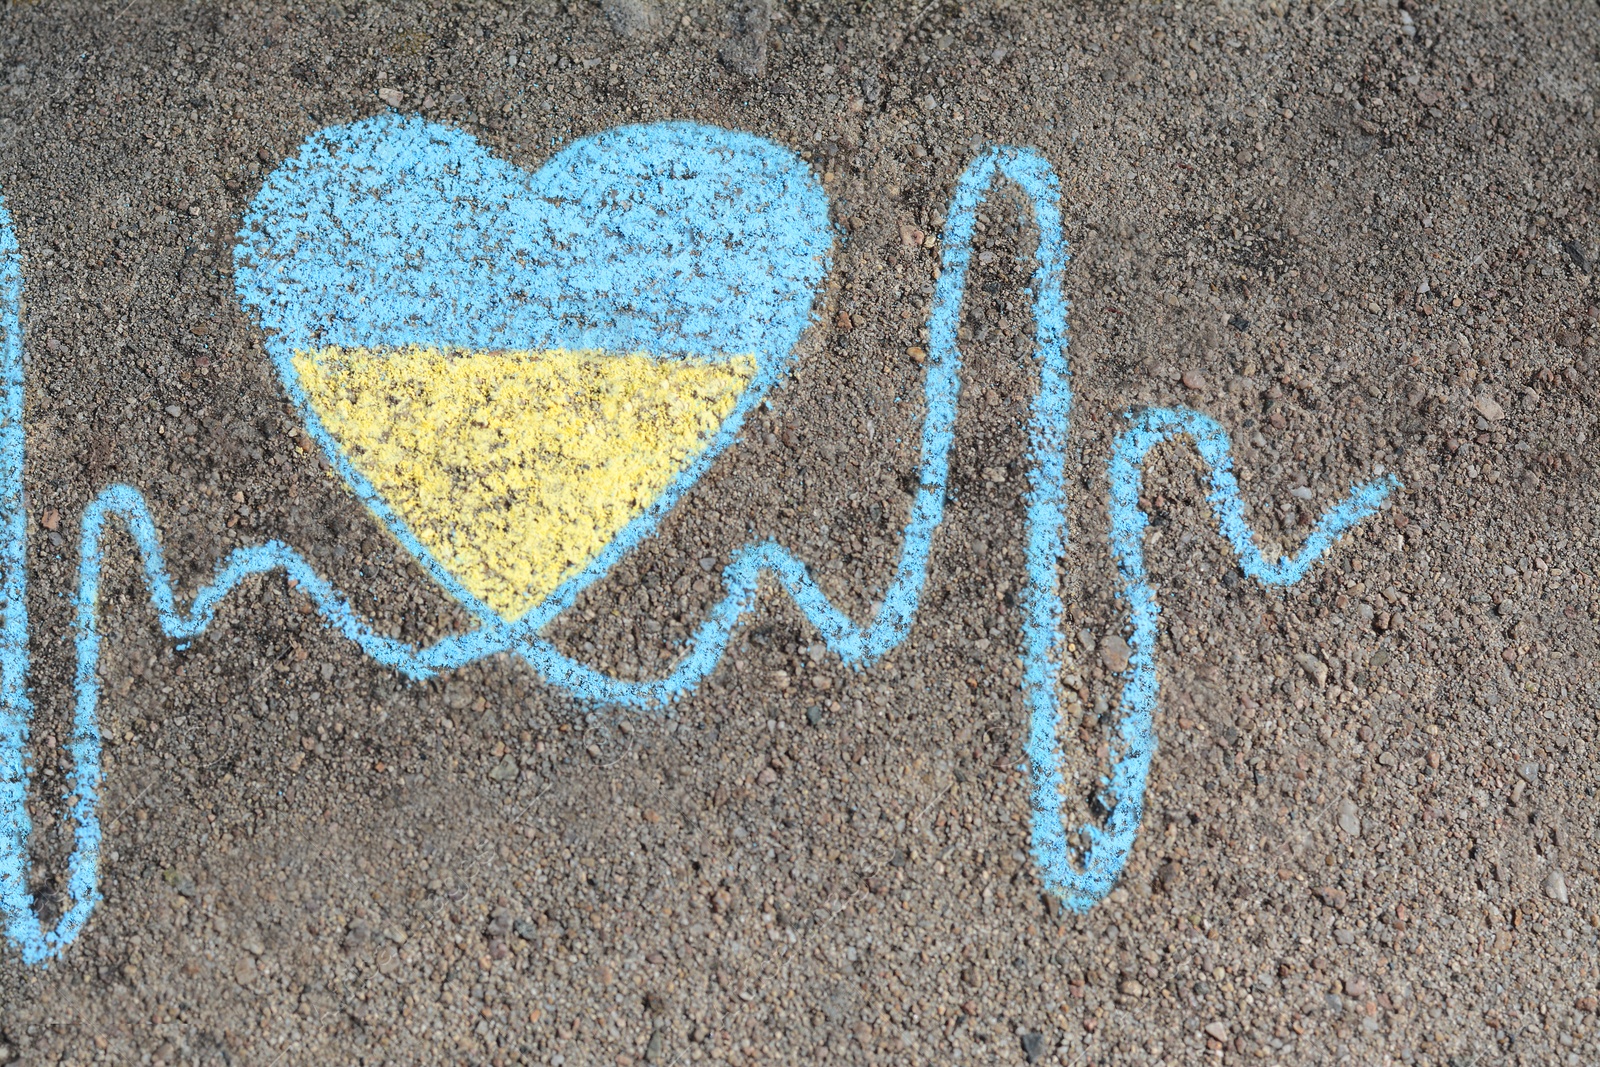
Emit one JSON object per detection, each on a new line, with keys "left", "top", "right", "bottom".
{"left": 234, "top": 115, "right": 834, "bottom": 367}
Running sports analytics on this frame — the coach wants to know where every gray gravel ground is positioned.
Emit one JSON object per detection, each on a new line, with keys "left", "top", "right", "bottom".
{"left": 3, "top": 1, "right": 1600, "bottom": 1064}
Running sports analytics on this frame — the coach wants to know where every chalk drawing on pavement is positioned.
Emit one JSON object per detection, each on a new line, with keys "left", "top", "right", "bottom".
{"left": 0, "top": 123, "right": 1399, "bottom": 962}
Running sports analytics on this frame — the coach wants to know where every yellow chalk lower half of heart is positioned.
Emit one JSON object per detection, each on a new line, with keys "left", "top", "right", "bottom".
{"left": 293, "top": 344, "right": 758, "bottom": 623}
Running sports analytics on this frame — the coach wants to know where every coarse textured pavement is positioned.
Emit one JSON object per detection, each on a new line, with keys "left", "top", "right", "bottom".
{"left": 3, "top": 1, "right": 1600, "bottom": 1064}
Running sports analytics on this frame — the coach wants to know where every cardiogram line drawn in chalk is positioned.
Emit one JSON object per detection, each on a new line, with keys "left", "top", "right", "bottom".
{"left": 0, "top": 119, "right": 1399, "bottom": 964}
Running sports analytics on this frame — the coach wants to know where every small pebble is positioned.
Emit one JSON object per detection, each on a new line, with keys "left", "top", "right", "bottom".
{"left": 601, "top": 0, "right": 658, "bottom": 38}
{"left": 233, "top": 956, "right": 257, "bottom": 985}
{"left": 1295, "top": 653, "right": 1329, "bottom": 686}
{"left": 1545, "top": 870, "right": 1569, "bottom": 905}
{"left": 1155, "top": 859, "right": 1182, "bottom": 893}
{"left": 1100, "top": 635, "right": 1131, "bottom": 673}
{"left": 1473, "top": 394, "right": 1505, "bottom": 421}
{"left": 718, "top": 0, "right": 770, "bottom": 77}
{"left": 1337, "top": 798, "right": 1361, "bottom": 837}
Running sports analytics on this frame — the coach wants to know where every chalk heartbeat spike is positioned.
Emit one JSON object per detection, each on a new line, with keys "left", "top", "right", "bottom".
{"left": 0, "top": 129, "right": 1398, "bottom": 964}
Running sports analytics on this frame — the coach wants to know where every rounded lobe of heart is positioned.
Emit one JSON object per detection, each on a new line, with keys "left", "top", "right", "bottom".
{"left": 236, "top": 114, "right": 831, "bottom": 372}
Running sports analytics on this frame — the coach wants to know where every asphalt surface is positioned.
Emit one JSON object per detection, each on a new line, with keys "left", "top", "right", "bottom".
{"left": 3, "top": 1, "right": 1600, "bottom": 1065}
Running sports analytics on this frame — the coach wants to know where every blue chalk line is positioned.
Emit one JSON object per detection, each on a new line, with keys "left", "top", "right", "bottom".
{"left": 0, "top": 135, "right": 1398, "bottom": 963}
{"left": 1043, "top": 410, "right": 1400, "bottom": 907}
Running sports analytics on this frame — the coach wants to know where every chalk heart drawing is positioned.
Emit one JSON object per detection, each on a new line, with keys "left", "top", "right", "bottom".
{"left": 234, "top": 115, "right": 832, "bottom": 630}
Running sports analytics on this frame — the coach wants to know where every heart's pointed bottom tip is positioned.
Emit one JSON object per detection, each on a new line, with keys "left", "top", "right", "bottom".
{"left": 294, "top": 344, "right": 758, "bottom": 620}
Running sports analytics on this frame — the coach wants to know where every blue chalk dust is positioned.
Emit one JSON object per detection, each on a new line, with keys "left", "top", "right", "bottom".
{"left": 0, "top": 128, "right": 1400, "bottom": 963}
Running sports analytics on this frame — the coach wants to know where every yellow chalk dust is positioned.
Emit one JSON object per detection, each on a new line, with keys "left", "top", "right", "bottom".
{"left": 294, "top": 344, "right": 756, "bottom": 622}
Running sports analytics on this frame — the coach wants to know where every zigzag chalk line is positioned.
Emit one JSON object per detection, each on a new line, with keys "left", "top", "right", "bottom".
{"left": 0, "top": 147, "right": 1398, "bottom": 963}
